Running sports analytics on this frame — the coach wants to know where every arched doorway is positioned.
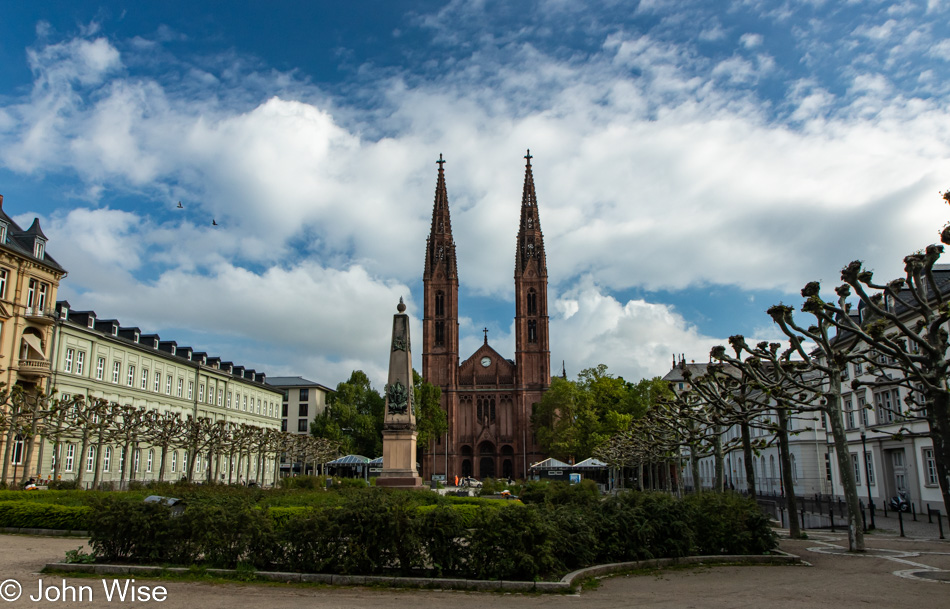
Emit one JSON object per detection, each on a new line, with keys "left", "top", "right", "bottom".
{"left": 478, "top": 441, "right": 495, "bottom": 480}
{"left": 460, "top": 445, "right": 473, "bottom": 478}
{"left": 501, "top": 445, "right": 514, "bottom": 480}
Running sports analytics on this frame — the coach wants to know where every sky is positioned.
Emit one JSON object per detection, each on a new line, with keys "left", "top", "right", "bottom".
{"left": 1, "top": 0, "right": 949, "bottom": 390}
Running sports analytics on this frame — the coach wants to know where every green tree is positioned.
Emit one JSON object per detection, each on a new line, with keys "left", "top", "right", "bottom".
{"left": 413, "top": 370, "right": 446, "bottom": 448}
{"left": 312, "top": 371, "right": 385, "bottom": 457}
{"left": 532, "top": 366, "right": 664, "bottom": 463}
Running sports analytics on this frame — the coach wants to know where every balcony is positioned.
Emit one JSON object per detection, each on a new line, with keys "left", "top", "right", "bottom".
{"left": 17, "top": 358, "right": 51, "bottom": 377}
{"left": 23, "top": 306, "right": 56, "bottom": 326}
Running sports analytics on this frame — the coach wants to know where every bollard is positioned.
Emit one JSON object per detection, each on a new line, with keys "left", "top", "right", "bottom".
{"left": 898, "top": 506, "right": 905, "bottom": 537}
{"left": 779, "top": 506, "right": 785, "bottom": 528}
{"left": 927, "top": 503, "right": 932, "bottom": 524}
{"left": 937, "top": 509, "right": 945, "bottom": 540}
{"left": 869, "top": 500, "right": 875, "bottom": 530}
{"left": 830, "top": 507, "right": 835, "bottom": 533}
{"left": 801, "top": 506, "right": 806, "bottom": 530}
{"left": 912, "top": 502, "right": 917, "bottom": 522}
{"left": 861, "top": 506, "right": 867, "bottom": 533}
{"left": 883, "top": 501, "right": 888, "bottom": 518}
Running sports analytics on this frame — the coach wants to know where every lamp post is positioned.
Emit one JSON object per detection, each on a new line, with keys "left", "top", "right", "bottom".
{"left": 860, "top": 423, "right": 875, "bottom": 530}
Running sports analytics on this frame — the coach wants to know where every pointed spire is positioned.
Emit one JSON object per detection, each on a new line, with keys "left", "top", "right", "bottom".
{"left": 424, "top": 154, "right": 457, "bottom": 280}
{"left": 516, "top": 149, "right": 546, "bottom": 275}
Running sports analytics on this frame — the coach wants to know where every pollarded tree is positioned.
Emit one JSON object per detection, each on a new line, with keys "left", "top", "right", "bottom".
{"left": 142, "top": 411, "right": 186, "bottom": 483}
{"left": 768, "top": 284, "right": 866, "bottom": 552}
{"left": 2, "top": 387, "right": 58, "bottom": 485}
{"left": 821, "top": 234, "right": 950, "bottom": 516}
{"left": 106, "top": 404, "right": 150, "bottom": 488}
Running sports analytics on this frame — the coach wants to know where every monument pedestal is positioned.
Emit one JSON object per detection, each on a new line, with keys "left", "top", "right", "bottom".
{"left": 376, "top": 428, "right": 423, "bottom": 488}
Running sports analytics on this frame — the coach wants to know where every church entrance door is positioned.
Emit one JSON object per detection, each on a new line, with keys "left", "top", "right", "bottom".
{"left": 479, "top": 457, "right": 496, "bottom": 479}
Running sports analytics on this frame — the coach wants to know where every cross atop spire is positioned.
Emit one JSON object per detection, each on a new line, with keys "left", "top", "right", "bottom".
{"left": 483, "top": 327, "right": 489, "bottom": 344}
{"left": 437, "top": 153, "right": 446, "bottom": 169}
{"left": 524, "top": 149, "right": 532, "bottom": 166}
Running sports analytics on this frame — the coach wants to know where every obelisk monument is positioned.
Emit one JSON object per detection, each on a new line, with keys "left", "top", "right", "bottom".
{"left": 376, "top": 298, "right": 423, "bottom": 488}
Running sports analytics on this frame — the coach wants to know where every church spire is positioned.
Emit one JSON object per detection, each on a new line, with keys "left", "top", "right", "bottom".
{"left": 424, "top": 154, "right": 457, "bottom": 280}
{"left": 515, "top": 149, "right": 546, "bottom": 275}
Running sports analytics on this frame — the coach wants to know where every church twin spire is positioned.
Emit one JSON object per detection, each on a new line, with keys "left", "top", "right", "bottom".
{"left": 516, "top": 149, "right": 547, "bottom": 276}
{"left": 424, "top": 153, "right": 457, "bottom": 280}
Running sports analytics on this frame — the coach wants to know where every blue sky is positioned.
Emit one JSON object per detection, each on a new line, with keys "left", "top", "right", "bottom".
{"left": 1, "top": 1, "right": 949, "bottom": 389}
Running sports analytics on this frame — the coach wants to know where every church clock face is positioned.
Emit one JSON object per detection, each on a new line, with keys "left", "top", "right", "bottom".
{"left": 481, "top": 356, "right": 491, "bottom": 367}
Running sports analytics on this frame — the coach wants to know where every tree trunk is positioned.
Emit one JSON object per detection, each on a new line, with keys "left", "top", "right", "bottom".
{"left": 925, "top": 393, "right": 950, "bottom": 520}
{"left": 713, "top": 429, "right": 725, "bottom": 492}
{"left": 776, "top": 408, "right": 801, "bottom": 538}
{"left": 826, "top": 389, "right": 865, "bottom": 552}
{"left": 689, "top": 444, "right": 701, "bottom": 493}
{"left": 740, "top": 421, "right": 757, "bottom": 499}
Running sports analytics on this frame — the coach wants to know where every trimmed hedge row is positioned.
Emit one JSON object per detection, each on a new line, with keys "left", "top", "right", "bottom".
{"left": 0, "top": 501, "right": 92, "bottom": 530}
{"left": 85, "top": 489, "right": 776, "bottom": 580}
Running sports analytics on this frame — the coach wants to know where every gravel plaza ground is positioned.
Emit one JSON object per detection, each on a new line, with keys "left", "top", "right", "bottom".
{"left": 0, "top": 525, "right": 947, "bottom": 609}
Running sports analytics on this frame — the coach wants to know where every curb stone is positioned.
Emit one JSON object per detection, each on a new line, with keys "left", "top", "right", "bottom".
{"left": 43, "top": 552, "right": 802, "bottom": 594}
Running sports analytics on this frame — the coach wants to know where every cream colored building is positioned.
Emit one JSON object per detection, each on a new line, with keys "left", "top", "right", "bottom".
{"left": 43, "top": 300, "right": 283, "bottom": 486}
{"left": 0, "top": 194, "right": 68, "bottom": 481}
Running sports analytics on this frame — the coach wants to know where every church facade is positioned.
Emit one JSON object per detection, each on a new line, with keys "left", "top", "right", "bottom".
{"left": 421, "top": 153, "right": 551, "bottom": 481}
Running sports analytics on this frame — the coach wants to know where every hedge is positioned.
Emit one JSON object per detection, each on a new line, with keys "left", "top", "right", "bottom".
{"left": 80, "top": 489, "right": 776, "bottom": 580}
{"left": 0, "top": 501, "right": 92, "bottom": 530}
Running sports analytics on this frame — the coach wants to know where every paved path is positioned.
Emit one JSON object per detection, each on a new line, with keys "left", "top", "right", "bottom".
{"left": 0, "top": 532, "right": 946, "bottom": 608}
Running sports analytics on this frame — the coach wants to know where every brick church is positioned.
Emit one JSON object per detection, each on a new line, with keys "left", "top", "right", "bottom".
{"left": 421, "top": 152, "right": 551, "bottom": 481}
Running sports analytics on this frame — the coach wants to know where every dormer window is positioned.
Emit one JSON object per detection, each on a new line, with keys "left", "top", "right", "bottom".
{"left": 133, "top": 332, "right": 140, "bottom": 343}
{"left": 153, "top": 338, "right": 159, "bottom": 349}
{"left": 111, "top": 325, "right": 118, "bottom": 336}
{"left": 0, "top": 222, "right": 7, "bottom": 245}
{"left": 59, "top": 307, "right": 68, "bottom": 320}
{"left": 34, "top": 239, "right": 45, "bottom": 259}
{"left": 87, "top": 316, "right": 95, "bottom": 329}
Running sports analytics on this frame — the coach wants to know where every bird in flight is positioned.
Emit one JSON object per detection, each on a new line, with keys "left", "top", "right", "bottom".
{"left": 177, "top": 201, "right": 183, "bottom": 209}
{"left": 212, "top": 219, "right": 218, "bottom": 226}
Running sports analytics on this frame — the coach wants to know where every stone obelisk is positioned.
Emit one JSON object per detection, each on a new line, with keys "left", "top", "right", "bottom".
{"left": 376, "top": 298, "right": 423, "bottom": 488}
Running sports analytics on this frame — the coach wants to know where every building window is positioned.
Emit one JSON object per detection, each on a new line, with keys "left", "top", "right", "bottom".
{"left": 182, "top": 451, "right": 188, "bottom": 474}
{"left": 64, "top": 348, "right": 74, "bottom": 373}
{"left": 154, "top": 370, "right": 160, "bottom": 392}
{"left": 34, "top": 239, "right": 45, "bottom": 259}
{"left": 853, "top": 361, "right": 863, "bottom": 375}
{"left": 118, "top": 447, "right": 125, "bottom": 474}
{"left": 96, "top": 358, "right": 105, "bottom": 381}
{"left": 188, "top": 381, "right": 194, "bottom": 400}
{"left": 435, "top": 291, "right": 445, "bottom": 317}
{"left": 198, "top": 384, "right": 204, "bottom": 402}
{"left": 851, "top": 453, "right": 861, "bottom": 485}
{"left": 299, "top": 388, "right": 309, "bottom": 402}
{"left": 103, "top": 446, "right": 111, "bottom": 472}
{"left": 923, "top": 448, "right": 938, "bottom": 486}
{"left": 298, "top": 403, "right": 308, "bottom": 417}
{"left": 65, "top": 444, "right": 75, "bottom": 472}
{"left": 127, "top": 365, "right": 135, "bottom": 387}
{"left": 859, "top": 397, "right": 869, "bottom": 427}
{"left": 218, "top": 389, "right": 223, "bottom": 407}
{"left": 76, "top": 351, "right": 84, "bottom": 375}
{"left": 257, "top": 399, "right": 261, "bottom": 414}
{"left": 147, "top": 449, "right": 154, "bottom": 473}
{"left": 176, "top": 377, "right": 182, "bottom": 397}
{"left": 227, "top": 392, "right": 232, "bottom": 409}
{"left": 824, "top": 452, "right": 832, "bottom": 481}
{"left": 134, "top": 449, "right": 140, "bottom": 472}
{"left": 875, "top": 390, "right": 896, "bottom": 424}
{"left": 171, "top": 450, "right": 177, "bottom": 473}
{"left": 281, "top": 420, "right": 287, "bottom": 432}
{"left": 27, "top": 279, "right": 48, "bottom": 312}
{"left": 865, "top": 452, "right": 875, "bottom": 485}
{"left": 527, "top": 288, "right": 537, "bottom": 315}
{"left": 528, "top": 320, "right": 538, "bottom": 343}
{"left": 112, "top": 361, "right": 121, "bottom": 383}
{"left": 243, "top": 395, "right": 248, "bottom": 411}
{"left": 282, "top": 403, "right": 288, "bottom": 417}
{"left": 86, "top": 446, "right": 96, "bottom": 473}
{"left": 844, "top": 398, "right": 854, "bottom": 429}
{"left": 141, "top": 368, "right": 149, "bottom": 389}
{"left": 298, "top": 419, "right": 308, "bottom": 432}
{"left": 435, "top": 321, "right": 445, "bottom": 347}
{"left": 0, "top": 269, "right": 6, "bottom": 300}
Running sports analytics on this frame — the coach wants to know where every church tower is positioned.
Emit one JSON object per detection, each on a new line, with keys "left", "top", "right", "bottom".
{"left": 514, "top": 150, "right": 551, "bottom": 389}
{"left": 422, "top": 154, "right": 459, "bottom": 390}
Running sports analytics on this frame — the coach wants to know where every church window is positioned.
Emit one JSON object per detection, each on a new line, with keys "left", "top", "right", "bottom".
{"left": 435, "top": 321, "right": 445, "bottom": 347}
{"left": 435, "top": 291, "right": 445, "bottom": 317}
{"left": 477, "top": 399, "right": 482, "bottom": 422}
{"left": 528, "top": 320, "right": 538, "bottom": 343}
{"left": 527, "top": 289, "right": 537, "bottom": 315}
{"left": 490, "top": 398, "right": 496, "bottom": 423}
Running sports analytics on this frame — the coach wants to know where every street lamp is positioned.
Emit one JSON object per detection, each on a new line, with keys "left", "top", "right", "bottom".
{"left": 859, "top": 422, "right": 875, "bottom": 530}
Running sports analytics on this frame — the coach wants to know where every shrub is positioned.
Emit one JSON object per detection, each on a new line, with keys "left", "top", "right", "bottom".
{"left": 0, "top": 501, "right": 91, "bottom": 530}
{"left": 467, "top": 505, "right": 561, "bottom": 580}
{"left": 684, "top": 492, "right": 777, "bottom": 555}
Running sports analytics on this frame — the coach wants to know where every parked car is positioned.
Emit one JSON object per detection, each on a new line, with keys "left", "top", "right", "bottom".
{"left": 460, "top": 476, "right": 482, "bottom": 488}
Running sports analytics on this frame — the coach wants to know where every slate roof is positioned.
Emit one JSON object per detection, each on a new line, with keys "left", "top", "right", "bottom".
{"left": 0, "top": 196, "right": 65, "bottom": 273}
